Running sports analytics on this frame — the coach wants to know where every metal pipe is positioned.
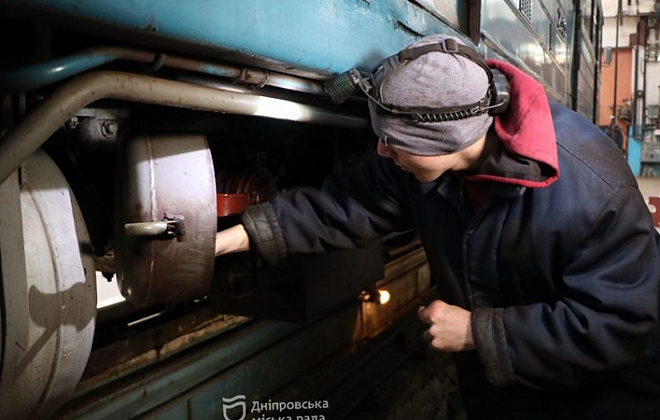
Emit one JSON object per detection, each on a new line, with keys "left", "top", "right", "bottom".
{"left": 162, "top": 55, "right": 326, "bottom": 95}
{"left": 0, "top": 45, "right": 326, "bottom": 95}
{"left": 0, "top": 46, "right": 157, "bottom": 92}
{"left": 570, "top": 3, "right": 582, "bottom": 111}
{"left": 641, "top": 49, "right": 647, "bottom": 138}
{"left": 0, "top": 70, "right": 367, "bottom": 184}
{"left": 613, "top": 0, "right": 622, "bottom": 120}
{"left": 593, "top": 10, "right": 604, "bottom": 123}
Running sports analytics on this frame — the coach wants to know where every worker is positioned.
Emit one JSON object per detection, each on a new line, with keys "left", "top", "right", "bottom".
{"left": 214, "top": 34, "right": 660, "bottom": 419}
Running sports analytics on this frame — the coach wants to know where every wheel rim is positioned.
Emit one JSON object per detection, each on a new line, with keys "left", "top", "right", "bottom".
{"left": 0, "top": 150, "right": 96, "bottom": 420}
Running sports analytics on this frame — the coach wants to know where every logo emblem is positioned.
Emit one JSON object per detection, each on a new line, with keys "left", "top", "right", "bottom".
{"left": 222, "top": 395, "right": 247, "bottom": 420}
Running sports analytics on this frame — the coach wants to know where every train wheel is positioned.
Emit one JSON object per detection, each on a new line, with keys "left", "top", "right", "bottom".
{"left": 0, "top": 150, "right": 97, "bottom": 420}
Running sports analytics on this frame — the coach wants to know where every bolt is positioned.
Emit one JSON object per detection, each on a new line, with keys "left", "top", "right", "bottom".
{"left": 101, "top": 120, "right": 117, "bottom": 137}
{"left": 66, "top": 116, "right": 79, "bottom": 129}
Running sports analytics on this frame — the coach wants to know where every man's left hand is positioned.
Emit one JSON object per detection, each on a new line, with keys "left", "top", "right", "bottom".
{"left": 418, "top": 300, "right": 475, "bottom": 352}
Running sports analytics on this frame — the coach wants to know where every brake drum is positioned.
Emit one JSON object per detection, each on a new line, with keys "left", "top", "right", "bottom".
{"left": 115, "top": 132, "right": 217, "bottom": 305}
{"left": 0, "top": 150, "right": 97, "bottom": 420}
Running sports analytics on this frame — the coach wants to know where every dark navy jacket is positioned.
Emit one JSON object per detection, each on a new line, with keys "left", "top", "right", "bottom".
{"left": 242, "top": 62, "right": 660, "bottom": 418}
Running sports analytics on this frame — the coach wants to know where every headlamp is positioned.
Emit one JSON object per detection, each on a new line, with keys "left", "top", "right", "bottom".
{"left": 324, "top": 68, "right": 370, "bottom": 105}
{"left": 324, "top": 54, "right": 397, "bottom": 105}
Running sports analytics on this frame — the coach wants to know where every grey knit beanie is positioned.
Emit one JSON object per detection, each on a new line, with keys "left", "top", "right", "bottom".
{"left": 369, "top": 34, "right": 493, "bottom": 156}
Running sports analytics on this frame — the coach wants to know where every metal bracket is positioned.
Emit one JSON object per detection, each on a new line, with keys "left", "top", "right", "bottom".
{"left": 163, "top": 212, "right": 186, "bottom": 241}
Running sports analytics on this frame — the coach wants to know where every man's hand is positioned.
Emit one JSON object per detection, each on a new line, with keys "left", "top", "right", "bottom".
{"left": 418, "top": 300, "right": 475, "bottom": 352}
{"left": 215, "top": 224, "right": 251, "bottom": 256}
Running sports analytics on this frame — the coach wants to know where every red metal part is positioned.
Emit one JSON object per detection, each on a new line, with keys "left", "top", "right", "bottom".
{"left": 215, "top": 170, "right": 277, "bottom": 217}
{"left": 216, "top": 194, "right": 249, "bottom": 217}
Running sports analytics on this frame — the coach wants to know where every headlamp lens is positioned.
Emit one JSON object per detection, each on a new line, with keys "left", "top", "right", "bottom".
{"left": 324, "top": 54, "right": 398, "bottom": 105}
{"left": 324, "top": 68, "right": 367, "bottom": 104}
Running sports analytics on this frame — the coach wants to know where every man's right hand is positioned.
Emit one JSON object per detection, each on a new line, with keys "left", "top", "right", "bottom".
{"left": 215, "top": 224, "right": 251, "bottom": 256}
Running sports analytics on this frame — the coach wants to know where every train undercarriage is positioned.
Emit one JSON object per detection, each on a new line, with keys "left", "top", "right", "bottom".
{"left": 0, "top": 1, "right": 601, "bottom": 419}
{"left": 0, "top": 12, "right": 447, "bottom": 420}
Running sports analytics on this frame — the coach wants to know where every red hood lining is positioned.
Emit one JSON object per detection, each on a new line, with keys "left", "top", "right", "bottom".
{"left": 467, "top": 60, "right": 559, "bottom": 188}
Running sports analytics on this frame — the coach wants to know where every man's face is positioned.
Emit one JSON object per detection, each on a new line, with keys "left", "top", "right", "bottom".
{"left": 376, "top": 138, "right": 465, "bottom": 182}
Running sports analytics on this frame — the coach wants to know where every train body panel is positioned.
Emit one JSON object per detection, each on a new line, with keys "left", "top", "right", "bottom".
{"left": 0, "top": 1, "right": 602, "bottom": 419}
{"left": 2, "top": 0, "right": 456, "bottom": 78}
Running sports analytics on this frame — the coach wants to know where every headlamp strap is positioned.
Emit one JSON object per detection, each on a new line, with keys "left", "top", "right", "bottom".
{"left": 398, "top": 39, "right": 482, "bottom": 63}
{"left": 397, "top": 39, "right": 492, "bottom": 83}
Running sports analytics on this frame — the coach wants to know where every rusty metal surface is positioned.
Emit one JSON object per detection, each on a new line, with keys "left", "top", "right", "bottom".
{"left": 115, "top": 132, "right": 217, "bottom": 304}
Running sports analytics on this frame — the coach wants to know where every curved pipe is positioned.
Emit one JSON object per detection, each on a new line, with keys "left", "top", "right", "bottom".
{"left": 0, "top": 45, "right": 326, "bottom": 95}
{"left": 0, "top": 70, "right": 367, "bottom": 184}
{"left": 0, "top": 46, "right": 156, "bottom": 92}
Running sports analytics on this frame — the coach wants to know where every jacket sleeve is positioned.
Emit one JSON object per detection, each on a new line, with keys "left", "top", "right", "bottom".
{"left": 241, "top": 154, "right": 414, "bottom": 264}
{"left": 472, "top": 185, "right": 660, "bottom": 389}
